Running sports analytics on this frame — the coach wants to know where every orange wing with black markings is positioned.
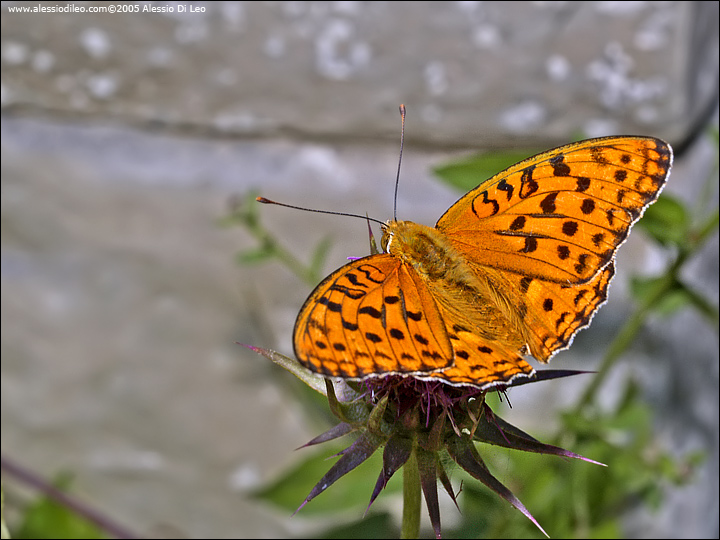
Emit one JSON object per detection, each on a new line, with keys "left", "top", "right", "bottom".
{"left": 293, "top": 255, "right": 453, "bottom": 380}
{"left": 436, "top": 136, "right": 671, "bottom": 362}
{"left": 292, "top": 136, "right": 672, "bottom": 388}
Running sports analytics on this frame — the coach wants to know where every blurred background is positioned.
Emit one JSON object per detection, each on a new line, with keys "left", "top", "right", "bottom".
{"left": 1, "top": 1, "right": 718, "bottom": 538}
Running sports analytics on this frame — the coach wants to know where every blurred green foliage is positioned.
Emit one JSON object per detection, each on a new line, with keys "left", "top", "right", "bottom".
{"left": 221, "top": 192, "right": 333, "bottom": 288}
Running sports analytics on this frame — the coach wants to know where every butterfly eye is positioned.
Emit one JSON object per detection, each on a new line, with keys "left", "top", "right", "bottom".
{"left": 384, "top": 232, "right": 394, "bottom": 253}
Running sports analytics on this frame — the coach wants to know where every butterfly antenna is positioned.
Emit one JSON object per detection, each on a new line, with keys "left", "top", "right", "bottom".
{"left": 393, "top": 104, "right": 406, "bottom": 222}
{"left": 256, "top": 197, "right": 386, "bottom": 227}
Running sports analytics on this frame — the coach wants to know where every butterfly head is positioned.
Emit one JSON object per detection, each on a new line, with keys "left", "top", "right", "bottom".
{"left": 380, "top": 219, "right": 416, "bottom": 255}
{"left": 380, "top": 219, "right": 454, "bottom": 271}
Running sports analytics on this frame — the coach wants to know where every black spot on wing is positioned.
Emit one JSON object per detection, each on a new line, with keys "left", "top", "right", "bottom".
{"left": 521, "top": 237, "right": 538, "bottom": 253}
{"left": 359, "top": 306, "right": 382, "bottom": 318}
{"left": 318, "top": 297, "right": 342, "bottom": 312}
{"left": 421, "top": 350, "right": 442, "bottom": 360}
{"left": 549, "top": 154, "right": 571, "bottom": 176}
{"left": 344, "top": 272, "right": 367, "bottom": 288}
{"left": 510, "top": 216, "right": 526, "bottom": 231}
{"left": 497, "top": 179, "right": 514, "bottom": 200}
{"left": 341, "top": 318, "right": 358, "bottom": 331}
{"left": 328, "top": 284, "right": 365, "bottom": 299}
{"left": 575, "top": 253, "right": 590, "bottom": 275}
{"left": 576, "top": 177, "right": 591, "bottom": 192}
{"left": 540, "top": 192, "right": 558, "bottom": 214}
{"left": 580, "top": 199, "right": 595, "bottom": 215}
{"left": 519, "top": 166, "right": 539, "bottom": 198}
{"left": 474, "top": 190, "right": 500, "bottom": 216}
{"left": 389, "top": 328, "right": 405, "bottom": 340}
{"left": 562, "top": 221, "right": 578, "bottom": 236}
{"left": 355, "top": 265, "right": 386, "bottom": 284}
{"left": 606, "top": 209, "right": 616, "bottom": 226}
{"left": 590, "top": 147, "right": 610, "bottom": 165}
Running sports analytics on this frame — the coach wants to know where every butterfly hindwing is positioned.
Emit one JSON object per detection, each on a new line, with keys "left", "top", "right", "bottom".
{"left": 513, "top": 263, "right": 615, "bottom": 362}
{"left": 428, "top": 311, "right": 535, "bottom": 388}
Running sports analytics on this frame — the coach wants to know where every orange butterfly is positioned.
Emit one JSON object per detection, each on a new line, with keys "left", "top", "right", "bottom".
{"left": 293, "top": 136, "right": 672, "bottom": 389}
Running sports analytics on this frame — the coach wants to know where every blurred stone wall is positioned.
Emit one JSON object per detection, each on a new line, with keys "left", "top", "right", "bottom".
{"left": 1, "top": 2, "right": 718, "bottom": 538}
{"left": 2, "top": 1, "right": 716, "bottom": 144}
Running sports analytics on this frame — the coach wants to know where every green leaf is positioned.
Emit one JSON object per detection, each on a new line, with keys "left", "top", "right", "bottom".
{"left": 14, "top": 474, "right": 104, "bottom": 540}
{"left": 630, "top": 276, "right": 692, "bottom": 316}
{"left": 433, "top": 150, "right": 540, "bottom": 192}
{"left": 637, "top": 194, "right": 689, "bottom": 247}
{"left": 629, "top": 274, "right": 668, "bottom": 304}
{"left": 317, "top": 511, "right": 398, "bottom": 539}
{"left": 235, "top": 245, "right": 274, "bottom": 264}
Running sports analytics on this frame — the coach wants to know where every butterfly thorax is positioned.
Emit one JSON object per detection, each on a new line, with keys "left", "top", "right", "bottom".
{"left": 381, "top": 220, "right": 461, "bottom": 280}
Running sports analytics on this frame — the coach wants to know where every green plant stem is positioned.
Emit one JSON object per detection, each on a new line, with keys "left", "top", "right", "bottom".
{"left": 252, "top": 227, "right": 319, "bottom": 286}
{"left": 401, "top": 450, "right": 421, "bottom": 539}
{"left": 575, "top": 303, "right": 651, "bottom": 411}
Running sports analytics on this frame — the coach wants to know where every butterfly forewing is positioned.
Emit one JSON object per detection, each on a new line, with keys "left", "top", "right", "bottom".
{"left": 293, "top": 255, "right": 454, "bottom": 379}
{"left": 437, "top": 137, "right": 672, "bottom": 284}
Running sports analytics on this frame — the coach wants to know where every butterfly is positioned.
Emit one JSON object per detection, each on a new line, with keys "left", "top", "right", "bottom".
{"left": 292, "top": 136, "right": 672, "bottom": 389}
